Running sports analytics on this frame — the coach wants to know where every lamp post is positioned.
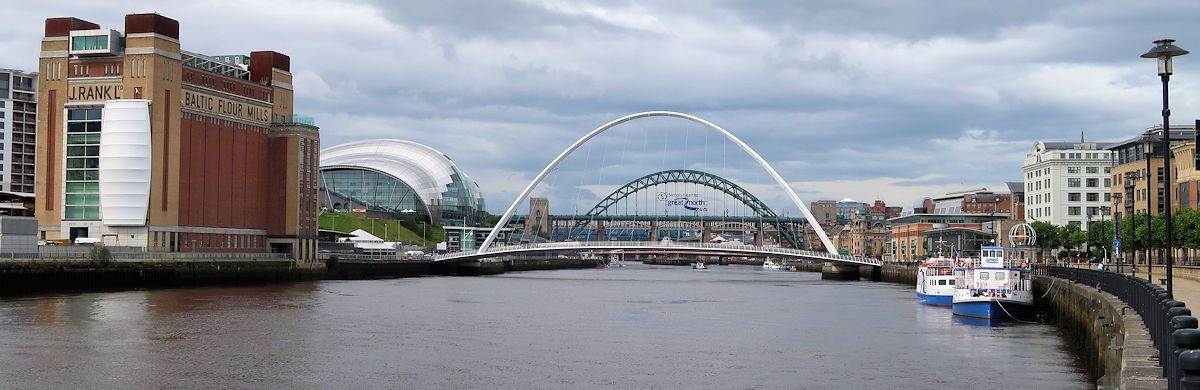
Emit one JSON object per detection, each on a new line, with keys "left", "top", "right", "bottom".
{"left": 1142, "top": 39, "right": 1188, "bottom": 297}
{"left": 1114, "top": 193, "right": 1123, "bottom": 274}
{"left": 1100, "top": 206, "right": 1110, "bottom": 262}
{"left": 1142, "top": 139, "right": 1155, "bottom": 280}
{"left": 1086, "top": 211, "right": 1092, "bottom": 258}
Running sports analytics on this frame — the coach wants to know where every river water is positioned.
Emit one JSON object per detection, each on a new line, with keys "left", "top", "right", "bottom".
{"left": 0, "top": 263, "right": 1089, "bottom": 389}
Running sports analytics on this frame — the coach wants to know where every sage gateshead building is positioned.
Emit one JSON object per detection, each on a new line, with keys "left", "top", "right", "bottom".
{"left": 319, "top": 140, "right": 487, "bottom": 226}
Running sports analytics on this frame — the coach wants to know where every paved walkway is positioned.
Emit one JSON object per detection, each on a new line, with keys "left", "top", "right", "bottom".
{"left": 1132, "top": 267, "right": 1200, "bottom": 306}
{"left": 1077, "top": 263, "right": 1200, "bottom": 306}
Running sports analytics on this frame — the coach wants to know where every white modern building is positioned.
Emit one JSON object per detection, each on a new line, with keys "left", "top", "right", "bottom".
{"left": 0, "top": 69, "right": 37, "bottom": 194}
{"left": 1022, "top": 140, "right": 1113, "bottom": 229}
{"left": 319, "top": 139, "right": 487, "bottom": 226}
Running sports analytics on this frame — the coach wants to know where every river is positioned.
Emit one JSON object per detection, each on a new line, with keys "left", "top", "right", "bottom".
{"left": 0, "top": 263, "right": 1089, "bottom": 389}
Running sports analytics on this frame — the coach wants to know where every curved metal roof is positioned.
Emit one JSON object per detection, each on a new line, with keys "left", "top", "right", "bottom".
{"left": 320, "top": 139, "right": 483, "bottom": 212}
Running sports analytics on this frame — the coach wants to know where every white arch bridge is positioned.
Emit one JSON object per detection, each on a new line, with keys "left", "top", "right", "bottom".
{"left": 452, "top": 111, "right": 879, "bottom": 267}
{"left": 430, "top": 241, "right": 882, "bottom": 266}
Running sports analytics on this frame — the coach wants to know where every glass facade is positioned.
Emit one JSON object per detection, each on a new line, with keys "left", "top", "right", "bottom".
{"left": 71, "top": 35, "right": 109, "bottom": 51}
{"left": 320, "top": 140, "right": 488, "bottom": 226}
{"left": 320, "top": 168, "right": 428, "bottom": 216}
{"left": 65, "top": 107, "right": 102, "bottom": 220}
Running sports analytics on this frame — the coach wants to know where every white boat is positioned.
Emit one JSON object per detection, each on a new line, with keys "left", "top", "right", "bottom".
{"left": 608, "top": 253, "right": 626, "bottom": 268}
{"left": 762, "top": 258, "right": 786, "bottom": 271}
{"left": 692, "top": 261, "right": 708, "bottom": 270}
{"left": 916, "top": 256, "right": 956, "bottom": 305}
{"left": 951, "top": 246, "right": 1033, "bottom": 321}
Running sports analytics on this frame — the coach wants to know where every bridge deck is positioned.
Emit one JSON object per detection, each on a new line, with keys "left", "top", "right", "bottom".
{"left": 432, "top": 241, "right": 880, "bottom": 266}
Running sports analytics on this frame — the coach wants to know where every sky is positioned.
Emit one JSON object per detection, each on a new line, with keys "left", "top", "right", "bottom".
{"left": 5, "top": 0, "right": 1200, "bottom": 217}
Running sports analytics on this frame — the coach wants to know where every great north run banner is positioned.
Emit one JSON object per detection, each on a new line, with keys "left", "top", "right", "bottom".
{"left": 657, "top": 191, "right": 709, "bottom": 212}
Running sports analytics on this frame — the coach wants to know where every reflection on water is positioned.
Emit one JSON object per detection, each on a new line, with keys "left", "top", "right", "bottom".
{"left": 0, "top": 264, "right": 1089, "bottom": 389}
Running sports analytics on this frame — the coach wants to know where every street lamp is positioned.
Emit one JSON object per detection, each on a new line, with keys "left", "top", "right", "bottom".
{"left": 1113, "top": 192, "right": 1122, "bottom": 263}
{"left": 1142, "top": 38, "right": 1188, "bottom": 297}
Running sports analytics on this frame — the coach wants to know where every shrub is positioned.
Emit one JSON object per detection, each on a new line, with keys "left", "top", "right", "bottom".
{"left": 89, "top": 246, "right": 112, "bottom": 264}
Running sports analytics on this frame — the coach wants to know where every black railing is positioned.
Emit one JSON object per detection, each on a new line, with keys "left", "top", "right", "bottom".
{"left": 1040, "top": 266, "right": 1196, "bottom": 389}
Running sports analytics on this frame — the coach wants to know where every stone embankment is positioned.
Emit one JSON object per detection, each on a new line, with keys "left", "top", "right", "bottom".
{"left": 1033, "top": 276, "right": 1165, "bottom": 389}
{"left": 0, "top": 259, "right": 321, "bottom": 295}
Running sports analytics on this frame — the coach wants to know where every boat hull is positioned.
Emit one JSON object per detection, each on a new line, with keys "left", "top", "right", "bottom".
{"left": 952, "top": 300, "right": 1032, "bottom": 320}
{"left": 916, "top": 292, "right": 953, "bottom": 306}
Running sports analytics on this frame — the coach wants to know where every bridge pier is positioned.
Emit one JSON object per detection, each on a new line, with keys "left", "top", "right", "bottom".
{"left": 821, "top": 262, "right": 860, "bottom": 280}
{"left": 859, "top": 265, "right": 882, "bottom": 281}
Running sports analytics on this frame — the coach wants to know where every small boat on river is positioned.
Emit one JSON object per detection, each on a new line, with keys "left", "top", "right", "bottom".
{"left": 692, "top": 261, "right": 708, "bottom": 270}
{"left": 762, "top": 259, "right": 786, "bottom": 271}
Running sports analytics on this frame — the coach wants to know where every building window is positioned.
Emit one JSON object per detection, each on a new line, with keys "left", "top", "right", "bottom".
{"left": 1104, "top": 193, "right": 1111, "bottom": 202}
{"left": 64, "top": 107, "right": 102, "bottom": 220}
{"left": 70, "top": 35, "right": 109, "bottom": 51}
{"left": 1068, "top": 167, "right": 1081, "bottom": 174}
{"left": 1087, "top": 193, "right": 1098, "bottom": 202}
{"left": 1104, "top": 178, "right": 1111, "bottom": 187}
{"left": 1068, "top": 193, "right": 1081, "bottom": 202}
{"left": 1069, "top": 207, "right": 1081, "bottom": 216}
{"left": 1086, "top": 178, "right": 1099, "bottom": 188}
{"left": 1086, "top": 167, "right": 1099, "bottom": 174}
{"left": 1068, "top": 178, "right": 1081, "bottom": 188}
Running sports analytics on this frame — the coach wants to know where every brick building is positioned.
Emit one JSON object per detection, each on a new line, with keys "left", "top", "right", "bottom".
{"left": 35, "top": 13, "right": 320, "bottom": 264}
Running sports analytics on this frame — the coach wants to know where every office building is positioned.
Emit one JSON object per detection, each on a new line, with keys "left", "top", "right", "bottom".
{"left": 0, "top": 69, "right": 37, "bottom": 194}
{"left": 1023, "top": 140, "right": 1113, "bottom": 228}
{"left": 1107, "top": 125, "right": 1194, "bottom": 225}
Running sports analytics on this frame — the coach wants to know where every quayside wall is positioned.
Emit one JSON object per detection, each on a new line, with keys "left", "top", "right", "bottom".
{"left": 1033, "top": 275, "right": 1165, "bottom": 389}
{"left": 0, "top": 260, "right": 322, "bottom": 295}
{"left": 325, "top": 257, "right": 603, "bottom": 278}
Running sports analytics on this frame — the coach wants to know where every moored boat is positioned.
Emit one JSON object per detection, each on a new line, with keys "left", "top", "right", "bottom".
{"left": 916, "top": 256, "right": 956, "bottom": 305}
{"left": 762, "top": 258, "right": 786, "bottom": 271}
{"left": 951, "top": 246, "right": 1033, "bottom": 321}
{"left": 692, "top": 261, "right": 708, "bottom": 270}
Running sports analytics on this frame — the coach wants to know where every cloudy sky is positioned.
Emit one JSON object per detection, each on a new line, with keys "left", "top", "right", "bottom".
{"left": 5, "top": 1, "right": 1200, "bottom": 217}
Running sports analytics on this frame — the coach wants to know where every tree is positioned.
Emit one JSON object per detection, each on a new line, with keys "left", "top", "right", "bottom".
{"left": 1172, "top": 208, "right": 1200, "bottom": 265}
{"left": 1058, "top": 223, "right": 1086, "bottom": 258}
{"left": 1087, "top": 220, "right": 1114, "bottom": 257}
{"left": 1030, "top": 221, "right": 1060, "bottom": 262}
{"left": 1118, "top": 213, "right": 1150, "bottom": 262}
